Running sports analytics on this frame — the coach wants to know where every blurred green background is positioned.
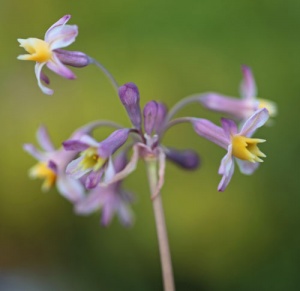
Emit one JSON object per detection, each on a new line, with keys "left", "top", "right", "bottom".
{"left": 0, "top": 0, "right": 299, "bottom": 290}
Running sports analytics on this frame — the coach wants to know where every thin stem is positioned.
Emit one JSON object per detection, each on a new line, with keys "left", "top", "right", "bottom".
{"left": 78, "top": 120, "right": 125, "bottom": 134}
{"left": 164, "top": 93, "right": 206, "bottom": 125}
{"left": 90, "top": 58, "right": 119, "bottom": 93}
{"left": 146, "top": 160, "right": 175, "bottom": 291}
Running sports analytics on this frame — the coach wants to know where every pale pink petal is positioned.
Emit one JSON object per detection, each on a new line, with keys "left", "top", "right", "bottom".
{"left": 23, "top": 143, "right": 45, "bottom": 161}
{"left": 239, "top": 108, "right": 269, "bottom": 137}
{"left": 56, "top": 174, "right": 85, "bottom": 202}
{"left": 236, "top": 159, "right": 260, "bottom": 175}
{"left": 34, "top": 62, "right": 53, "bottom": 95}
{"left": 47, "top": 25, "right": 78, "bottom": 50}
{"left": 66, "top": 156, "right": 91, "bottom": 179}
{"left": 221, "top": 118, "right": 238, "bottom": 139}
{"left": 46, "top": 54, "right": 76, "bottom": 79}
{"left": 36, "top": 125, "right": 55, "bottom": 152}
{"left": 117, "top": 202, "right": 134, "bottom": 227}
{"left": 218, "top": 145, "right": 235, "bottom": 192}
{"left": 44, "top": 15, "right": 71, "bottom": 41}
{"left": 75, "top": 188, "right": 107, "bottom": 215}
{"left": 100, "top": 144, "right": 140, "bottom": 186}
{"left": 240, "top": 65, "right": 257, "bottom": 100}
{"left": 192, "top": 118, "right": 229, "bottom": 149}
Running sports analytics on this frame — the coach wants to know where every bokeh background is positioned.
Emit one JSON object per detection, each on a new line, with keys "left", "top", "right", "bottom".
{"left": 1, "top": 0, "right": 299, "bottom": 290}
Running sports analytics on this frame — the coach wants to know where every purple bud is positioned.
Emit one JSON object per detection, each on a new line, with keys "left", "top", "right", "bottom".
{"left": 118, "top": 83, "right": 142, "bottom": 129}
{"left": 54, "top": 49, "right": 91, "bottom": 67}
{"left": 98, "top": 129, "right": 130, "bottom": 158}
{"left": 154, "top": 102, "right": 168, "bottom": 132}
{"left": 166, "top": 148, "right": 200, "bottom": 170}
{"left": 143, "top": 101, "right": 158, "bottom": 135}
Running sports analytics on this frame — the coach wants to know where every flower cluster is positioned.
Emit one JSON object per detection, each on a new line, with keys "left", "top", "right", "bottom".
{"left": 19, "top": 15, "right": 276, "bottom": 226}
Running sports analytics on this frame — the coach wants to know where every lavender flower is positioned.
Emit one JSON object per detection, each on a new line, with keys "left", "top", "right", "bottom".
{"left": 63, "top": 129, "right": 131, "bottom": 189}
{"left": 17, "top": 15, "right": 90, "bottom": 95}
{"left": 199, "top": 66, "right": 277, "bottom": 122}
{"left": 192, "top": 108, "right": 269, "bottom": 191}
{"left": 24, "top": 125, "right": 85, "bottom": 202}
{"left": 63, "top": 83, "right": 201, "bottom": 200}
{"left": 75, "top": 153, "right": 134, "bottom": 226}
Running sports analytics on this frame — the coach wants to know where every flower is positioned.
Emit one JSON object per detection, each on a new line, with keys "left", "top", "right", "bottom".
{"left": 24, "top": 125, "right": 85, "bottom": 202}
{"left": 75, "top": 152, "right": 134, "bottom": 226}
{"left": 17, "top": 15, "right": 90, "bottom": 95}
{"left": 199, "top": 65, "right": 277, "bottom": 122}
{"left": 63, "top": 129, "right": 131, "bottom": 189}
{"left": 192, "top": 108, "right": 269, "bottom": 191}
{"left": 62, "top": 83, "right": 201, "bottom": 199}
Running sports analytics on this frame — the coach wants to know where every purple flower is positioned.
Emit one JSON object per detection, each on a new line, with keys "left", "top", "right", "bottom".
{"left": 63, "top": 129, "right": 131, "bottom": 189}
{"left": 24, "top": 125, "right": 85, "bottom": 202}
{"left": 192, "top": 108, "right": 269, "bottom": 191}
{"left": 17, "top": 15, "right": 90, "bottom": 95}
{"left": 199, "top": 66, "right": 277, "bottom": 122}
{"left": 75, "top": 153, "right": 134, "bottom": 226}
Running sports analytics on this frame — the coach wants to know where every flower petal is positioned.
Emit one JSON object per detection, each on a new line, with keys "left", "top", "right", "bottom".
{"left": 240, "top": 65, "right": 257, "bottom": 100}
{"left": 218, "top": 145, "right": 235, "bottom": 192}
{"left": 221, "top": 118, "right": 238, "bottom": 139}
{"left": 117, "top": 198, "right": 134, "bottom": 227}
{"left": 85, "top": 170, "right": 104, "bottom": 189}
{"left": 199, "top": 93, "right": 256, "bottom": 120}
{"left": 34, "top": 62, "right": 53, "bottom": 95}
{"left": 236, "top": 158, "right": 260, "bottom": 175}
{"left": 56, "top": 174, "right": 85, "bottom": 202}
{"left": 36, "top": 125, "right": 55, "bottom": 152}
{"left": 45, "top": 15, "right": 71, "bottom": 41}
{"left": 23, "top": 143, "right": 45, "bottom": 161}
{"left": 100, "top": 144, "right": 140, "bottom": 186}
{"left": 66, "top": 156, "right": 91, "bottom": 179}
{"left": 98, "top": 129, "right": 130, "bottom": 158}
{"left": 192, "top": 118, "right": 229, "bottom": 149}
{"left": 75, "top": 187, "right": 106, "bottom": 215}
{"left": 63, "top": 139, "right": 90, "bottom": 152}
{"left": 239, "top": 108, "right": 269, "bottom": 137}
{"left": 46, "top": 54, "right": 76, "bottom": 79}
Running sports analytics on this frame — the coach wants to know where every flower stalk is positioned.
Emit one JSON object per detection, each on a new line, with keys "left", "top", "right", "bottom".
{"left": 146, "top": 159, "right": 175, "bottom": 291}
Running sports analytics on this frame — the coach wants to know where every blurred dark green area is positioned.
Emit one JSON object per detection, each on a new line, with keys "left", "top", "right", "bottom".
{"left": 1, "top": 0, "right": 299, "bottom": 290}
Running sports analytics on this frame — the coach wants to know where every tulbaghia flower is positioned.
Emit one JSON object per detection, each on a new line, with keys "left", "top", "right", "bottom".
{"left": 192, "top": 108, "right": 269, "bottom": 191}
{"left": 24, "top": 125, "right": 85, "bottom": 202}
{"left": 62, "top": 83, "right": 201, "bottom": 199}
{"left": 75, "top": 153, "right": 134, "bottom": 226}
{"left": 199, "top": 66, "right": 277, "bottom": 122}
{"left": 17, "top": 15, "right": 90, "bottom": 95}
{"left": 63, "top": 129, "right": 131, "bottom": 189}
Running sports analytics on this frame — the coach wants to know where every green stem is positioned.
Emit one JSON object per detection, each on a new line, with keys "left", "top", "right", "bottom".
{"left": 146, "top": 160, "right": 175, "bottom": 291}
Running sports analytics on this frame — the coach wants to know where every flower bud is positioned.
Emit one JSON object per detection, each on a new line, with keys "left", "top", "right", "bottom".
{"left": 153, "top": 102, "right": 168, "bottom": 133}
{"left": 143, "top": 101, "right": 158, "bottom": 135}
{"left": 54, "top": 49, "right": 91, "bottom": 67}
{"left": 166, "top": 148, "right": 200, "bottom": 170}
{"left": 118, "top": 83, "right": 142, "bottom": 130}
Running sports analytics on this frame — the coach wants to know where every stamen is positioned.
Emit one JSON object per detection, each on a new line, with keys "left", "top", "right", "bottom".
{"left": 231, "top": 135, "right": 266, "bottom": 162}
{"left": 258, "top": 98, "right": 277, "bottom": 117}
{"left": 18, "top": 38, "right": 52, "bottom": 63}
{"left": 79, "top": 147, "right": 105, "bottom": 171}
{"left": 29, "top": 162, "right": 56, "bottom": 191}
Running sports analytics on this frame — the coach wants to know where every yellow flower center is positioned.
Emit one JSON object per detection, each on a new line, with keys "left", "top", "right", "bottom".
{"left": 231, "top": 135, "right": 266, "bottom": 163}
{"left": 79, "top": 147, "right": 106, "bottom": 171}
{"left": 17, "top": 38, "right": 52, "bottom": 63}
{"left": 29, "top": 162, "right": 57, "bottom": 191}
{"left": 258, "top": 98, "right": 277, "bottom": 117}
